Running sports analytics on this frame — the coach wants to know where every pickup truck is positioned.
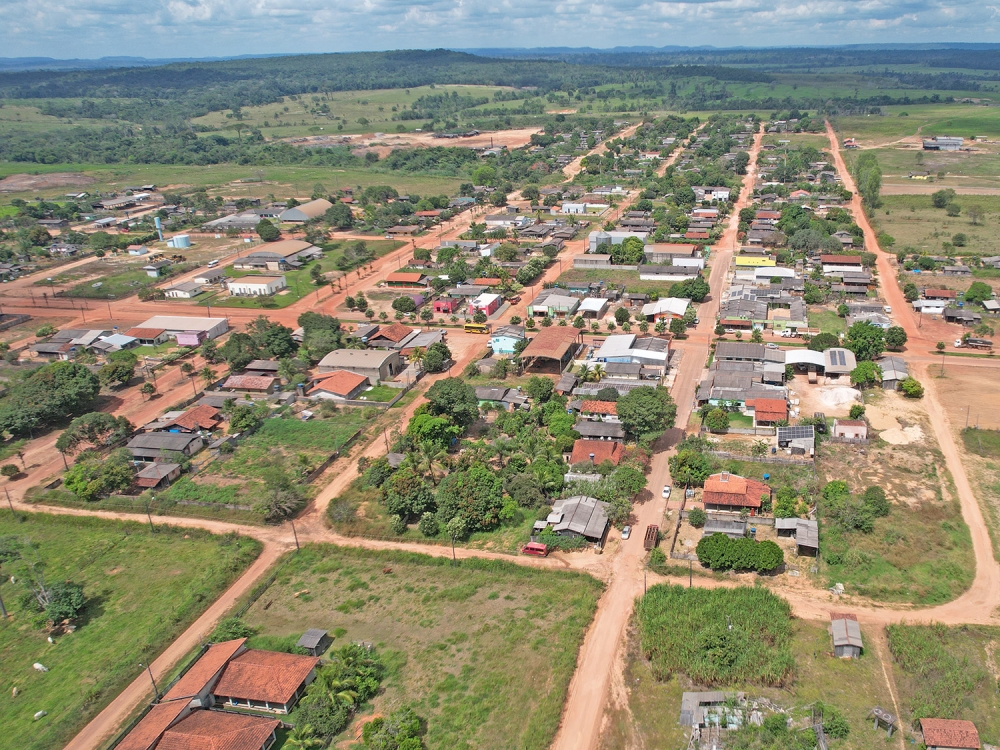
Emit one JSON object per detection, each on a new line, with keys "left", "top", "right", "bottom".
{"left": 644, "top": 525, "right": 659, "bottom": 551}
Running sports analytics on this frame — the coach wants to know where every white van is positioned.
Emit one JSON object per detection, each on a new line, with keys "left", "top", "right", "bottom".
{"left": 207, "top": 259, "right": 219, "bottom": 268}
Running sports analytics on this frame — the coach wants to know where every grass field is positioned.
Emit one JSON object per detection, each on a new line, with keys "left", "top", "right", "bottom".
{"left": 0, "top": 513, "right": 261, "bottom": 750}
{"left": 555, "top": 268, "right": 679, "bottom": 298}
{"left": 861, "top": 145, "right": 1000, "bottom": 189}
{"left": 833, "top": 104, "right": 1000, "bottom": 145}
{"left": 808, "top": 307, "right": 848, "bottom": 334}
{"left": 601, "top": 616, "right": 895, "bottom": 750}
{"left": 887, "top": 623, "right": 1000, "bottom": 746}
{"left": 242, "top": 544, "right": 603, "bottom": 750}
{"left": 870, "top": 194, "right": 1000, "bottom": 258}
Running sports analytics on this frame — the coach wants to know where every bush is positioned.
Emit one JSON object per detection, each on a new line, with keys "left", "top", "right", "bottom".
{"left": 688, "top": 507, "right": 707, "bottom": 527}
{"left": 389, "top": 514, "right": 407, "bottom": 535}
{"left": 696, "top": 534, "right": 784, "bottom": 572}
{"left": 648, "top": 547, "right": 666, "bottom": 567}
{"left": 0, "top": 464, "right": 18, "bottom": 478}
{"left": 418, "top": 512, "right": 439, "bottom": 537}
{"left": 849, "top": 404, "right": 865, "bottom": 420}
{"left": 900, "top": 376, "right": 924, "bottom": 399}
{"left": 212, "top": 617, "right": 258, "bottom": 641}
{"left": 863, "top": 486, "right": 890, "bottom": 518}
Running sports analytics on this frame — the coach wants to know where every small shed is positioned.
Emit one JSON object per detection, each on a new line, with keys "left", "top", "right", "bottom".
{"left": 830, "top": 613, "right": 863, "bottom": 658}
{"left": 832, "top": 419, "right": 868, "bottom": 440}
{"left": 296, "top": 629, "right": 331, "bottom": 656}
{"left": 701, "top": 518, "right": 747, "bottom": 539}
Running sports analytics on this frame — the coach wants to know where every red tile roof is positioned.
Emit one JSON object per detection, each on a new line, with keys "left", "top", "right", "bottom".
{"left": 685, "top": 231, "right": 710, "bottom": 239}
{"left": 165, "top": 405, "right": 221, "bottom": 432}
{"left": 920, "top": 718, "right": 981, "bottom": 749}
{"left": 820, "top": 254, "right": 862, "bottom": 264}
{"left": 369, "top": 322, "right": 414, "bottom": 343}
{"left": 755, "top": 210, "right": 781, "bottom": 219}
{"left": 415, "top": 210, "right": 442, "bottom": 217}
{"left": 116, "top": 702, "right": 189, "bottom": 750}
{"left": 835, "top": 419, "right": 866, "bottom": 427}
{"left": 163, "top": 639, "right": 247, "bottom": 701}
{"left": 570, "top": 439, "right": 623, "bottom": 466}
{"left": 213, "top": 649, "right": 319, "bottom": 706}
{"left": 222, "top": 375, "right": 278, "bottom": 391}
{"left": 747, "top": 398, "right": 787, "bottom": 423}
{"left": 126, "top": 327, "right": 166, "bottom": 340}
{"left": 580, "top": 400, "right": 617, "bottom": 416}
{"left": 473, "top": 277, "right": 502, "bottom": 286}
{"left": 157, "top": 710, "right": 280, "bottom": 750}
{"left": 309, "top": 370, "right": 368, "bottom": 397}
{"left": 385, "top": 272, "right": 425, "bottom": 284}
{"left": 924, "top": 288, "right": 958, "bottom": 299}
{"left": 703, "top": 472, "right": 770, "bottom": 509}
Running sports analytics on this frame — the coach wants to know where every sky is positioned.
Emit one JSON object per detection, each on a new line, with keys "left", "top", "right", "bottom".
{"left": 2, "top": 0, "right": 999, "bottom": 59}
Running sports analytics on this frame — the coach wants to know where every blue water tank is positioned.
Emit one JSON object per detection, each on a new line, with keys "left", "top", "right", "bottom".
{"left": 171, "top": 234, "right": 191, "bottom": 249}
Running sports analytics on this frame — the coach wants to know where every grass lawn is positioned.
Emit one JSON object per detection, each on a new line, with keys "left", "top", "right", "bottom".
{"left": 961, "top": 427, "right": 1000, "bottom": 457}
{"left": 808, "top": 307, "right": 847, "bottom": 335}
{"left": 887, "top": 623, "right": 1000, "bottom": 746}
{"left": 0, "top": 513, "right": 261, "bottom": 750}
{"left": 601, "top": 615, "right": 892, "bottom": 750}
{"left": 242, "top": 544, "right": 603, "bottom": 750}
{"left": 64, "top": 263, "right": 195, "bottom": 300}
{"left": 870, "top": 194, "right": 1000, "bottom": 259}
{"left": 555, "top": 268, "right": 680, "bottom": 298}
{"left": 833, "top": 103, "right": 1000, "bottom": 145}
{"left": 357, "top": 384, "right": 399, "bottom": 402}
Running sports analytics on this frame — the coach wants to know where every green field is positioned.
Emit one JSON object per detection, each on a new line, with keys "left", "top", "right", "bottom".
{"left": 870, "top": 194, "right": 1000, "bottom": 258}
{"left": 241, "top": 544, "right": 602, "bottom": 750}
{"left": 808, "top": 307, "right": 848, "bottom": 335}
{"left": 0, "top": 513, "right": 261, "bottom": 750}
{"left": 833, "top": 104, "right": 1000, "bottom": 145}
{"left": 555, "top": 268, "right": 678, "bottom": 298}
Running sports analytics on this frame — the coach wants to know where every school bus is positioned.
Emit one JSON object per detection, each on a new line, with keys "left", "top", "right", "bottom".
{"left": 464, "top": 323, "right": 491, "bottom": 334}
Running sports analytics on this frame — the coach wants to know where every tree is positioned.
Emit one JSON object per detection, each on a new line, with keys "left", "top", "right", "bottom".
{"left": 750, "top": 329, "right": 763, "bottom": 344}
{"left": 885, "top": 326, "right": 907, "bottom": 351}
{"left": 595, "top": 386, "right": 619, "bottom": 402}
{"left": 614, "top": 307, "right": 631, "bottom": 325}
{"left": 324, "top": 202, "right": 355, "bottom": 229}
{"left": 472, "top": 311, "right": 487, "bottom": 324}
{"left": 937, "top": 341, "right": 946, "bottom": 352}
{"left": 446, "top": 515, "right": 468, "bottom": 544}
{"left": 255, "top": 219, "right": 280, "bottom": 242}
{"left": 946, "top": 202, "right": 961, "bottom": 217}
{"left": 899, "top": 376, "right": 924, "bottom": 398}
{"left": 965, "top": 281, "right": 993, "bottom": 305}
{"left": 44, "top": 581, "right": 86, "bottom": 623}
{"left": 141, "top": 381, "right": 156, "bottom": 398}
{"left": 807, "top": 332, "right": 839, "bottom": 352}
{"left": 669, "top": 275, "right": 709, "bottom": 302}
{"left": 863, "top": 486, "right": 891, "bottom": 518}
{"left": 436, "top": 464, "right": 504, "bottom": 531}
{"left": 837, "top": 303, "right": 849, "bottom": 318}
{"left": 845, "top": 321, "right": 885, "bottom": 361}
{"left": 524, "top": 376, "right": 554, "bottom": 403}
{"left": 852, "top": 152, "right": 882, "bottom": 209}
{"left": 418, "top": 512, "right": 439, "bottom": 537}
{"left": 383, "top": 467, "right": 435, "bottom": 520}
{"left": 688, "top": 507, "right": 707, "bottom": 527}
{"left": 903, "top": 282, "right": 919, "bottom": 302}
{"left": 952, "top": 233, "right": 967, "bottom": 247}
{"left": 704, "top": 408, "right": 730, "bottom": 432}
{"left": 0, "top": 361, "right": 101, "bottom": 437}
{"left": 248, "top": 316, "right": 297, "bottom": 358}
{"left": 849, "top": 403, "right": 866, "bottom": 420}
{"left": 617, "top": 386, "right": 676, "bottom": 444}
{"left": 1, "top": 464, "right": 18, "bottom": 478}
{"left": 228, "top": 402, "right": 268, "bottom": 434}
{"left": 422, "top": 341, "right": 451, "bottom": 373}
{"left": 932, "top": 188, "right": 956, "bottom": 209}
{"left": 99, "top": 350, "right": 138, "bottom": 387}
{"left": 55, "top": 412, "right": 133, "bottom": 455}
{"left": 391, "top": 296, "right": 416, "bottom": 313}
{"left": 425, "top": 378, "right": 478, "bottom": 428}
{"left": 362, "top": 707, "right": 425, "bottom": 750}
{"left": 63, "top": 448, "right": 136, "bottom": 501}
{"left": 310, "top": 263, "right": 325, "bottom": 284}
{"left": 850, "top": 361, "right": 882, "bottom": 387}
{"left": 967, "top": 204, "right": 983, "bottom": 225}
{"left": 611, "top": 236, "right": 645, "bottom": 265}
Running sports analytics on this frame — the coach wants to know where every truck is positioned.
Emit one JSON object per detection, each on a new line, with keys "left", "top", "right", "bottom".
{"left": 644, "top": 525, "right": 659, "bottom": 551}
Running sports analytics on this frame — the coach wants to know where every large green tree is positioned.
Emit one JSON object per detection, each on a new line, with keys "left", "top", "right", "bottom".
{"left": 425, "top": 378, "right": 478, "bottom": 428}
{"left": 844, "top": 321, "right": 885, "bottom": 361}
{"left": 617, "top": 386, "right": 676, "bottom": 444}
{"left": 435, "top": 463, "right": 504, "bottom": 531}
{"left": 0, "top": 361, "right": 101, "bottom": 437}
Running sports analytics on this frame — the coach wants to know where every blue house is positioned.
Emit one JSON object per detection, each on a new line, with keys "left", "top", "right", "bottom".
{"left": 489, "top": 325, "right": 527, "bottom": 355}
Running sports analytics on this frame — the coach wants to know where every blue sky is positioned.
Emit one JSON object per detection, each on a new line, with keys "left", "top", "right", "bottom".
{"left": 2, "top": 0, "right": 999, "bottom": 59}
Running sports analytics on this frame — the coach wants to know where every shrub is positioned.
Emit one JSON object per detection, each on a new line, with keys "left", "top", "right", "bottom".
{"left": 696, "top": 534, "right": 784, "bottom": 572}
{"left": 849, "top": 404, "right": 865, "bottom": 420}
{"left": 418, "top": 512, "right": 439, "bottom": 537}
{"left": 0, "top": 464, "right": 18, "bottom": 478}
{"left": 688, "top": 507, "right": 707, "bottom": 527}
{"left": 212, "top": 617, "right": 258, "bottom": 641}
{"left": 389, "top": 514, "right": 407, "bottom": 535}
{"left": 648, "top": 547, "right": 666, "bottom": 567}
{"left": 900, "top": 376, "right": 924, "bottom": 399}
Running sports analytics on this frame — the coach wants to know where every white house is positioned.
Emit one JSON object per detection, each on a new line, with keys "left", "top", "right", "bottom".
{"left": 912, "top": 299, "right": 947, "bottom": 315}
{"left": 693, "top": 186, "right": 731, "bottom": 202}
{"left": 560, "top": 202, "right": 609, "bottom": 214}
{"left": 640, "top": 297, "right": 690, "bottom": 321}
{"left": 228, "top": 276, "right": 287, "bottom": 297}
{"left": 164, "top": 281, "right": 204, "bottom": 299}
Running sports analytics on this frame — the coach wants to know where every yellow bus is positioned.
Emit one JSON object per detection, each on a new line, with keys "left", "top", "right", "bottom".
{"left": 464, "top": 323, "right": 491, "bottom": 334}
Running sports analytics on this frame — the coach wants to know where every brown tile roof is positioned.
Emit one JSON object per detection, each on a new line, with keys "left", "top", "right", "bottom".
{"left": 116, "top": 702, "right": 189, "bottom": 750}
{"left": 703, "top": 472, "right": 770, "bottom": 509}
{"left": 920, "top": 718, "right": 981, "bottom": 749}
{"left": 820, "top": 254, "right": 862, "bottom": 264}
{"left": 126, "top": 327, "right": 166, "bottom": 340}
{"left": 157, "top": 710, "right": 280, "bottom": 750}
{"left": 924, "top": 288, "right": 958, "bottom": 298}
{"left": 222, "top": 375, "right": 278, "bottom": 391}
{"left": 570, "top": 439, "right": 623, "bottom": 466}
{"left": 747, "top": 398, "right": 787, "bottom": 422}
{"left": 165, "top": 405, "right": 221, "bottom": 432}
{"left": 473, "top": 277, "right": 502, "bottom": 286}
{"left": 385, "top": 272, "right": 425, "bottom": 283}
{"left": 213, "top": 649, "right": 319, "bottom": 705}
{"left": 580, "top": 400, "right": 618, "bottom": 416}
{"left": 369, "top": 322, "right": 414, "bottom": 343}
{"left": 162, "top": 639, "right": 247, "bottom": 702}
{"left": 520, "top": 326, "right": 579, "bottom": 363}
{"left": 309, "top": 370, "right": 368, "bottom": 397}
{"left": 835, "top": 419, "right": 866, "bottom": 427}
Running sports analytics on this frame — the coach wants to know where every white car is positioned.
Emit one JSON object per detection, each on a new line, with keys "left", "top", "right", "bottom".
{"left": 765, "top": 343, "right": 779, "bottom": 349}
{"left": 621, "top": 525, "right": 632, "bottom": 540}
{"left": 662, "top": 485, "right": 672, "bottom": 498}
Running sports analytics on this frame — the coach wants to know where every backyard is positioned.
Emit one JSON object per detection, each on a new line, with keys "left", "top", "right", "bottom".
{"left": 240, "top": 544, "right": 603, "bottom": 750}
{"left": 0, "top": 513, "right": 261, "bottom": 750}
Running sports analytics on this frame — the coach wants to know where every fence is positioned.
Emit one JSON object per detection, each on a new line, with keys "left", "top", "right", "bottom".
{"left": 827, "top": 435, "right": 870, "bottom": 445}
{"left": 704, "top": 450, "right": 815, "bottom": 467}
{"left": 303, "top": 426, "right": 366, "bottom": 484}
{"left": 0, "top": 313, "right": 30, "bottom": 332}
{"left": 701, "top": 426, "right": 776, "bottom": 437}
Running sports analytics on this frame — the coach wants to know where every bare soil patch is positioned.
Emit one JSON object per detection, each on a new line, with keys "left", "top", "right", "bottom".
{"left": 0, "top": 172, "right": 96, "bottom": 192}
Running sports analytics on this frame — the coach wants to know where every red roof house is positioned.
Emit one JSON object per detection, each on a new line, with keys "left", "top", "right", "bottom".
{"left": 746, "top": 398, "right": 787, "bottom": 426}
{"left": 163, "top": 405, "right": 222, "bottom": 433}
{"left": 923, "top": 288, "right": 958, "bottom": 300}
{"left": 156, "top": 711, "right": 280, "bottom": 750}
{"left": 569, "top": 439, "right": 623, "bottom": 466}
{"left": 919, "top": 718, "right": 981, "bottom": 750}
{"left": 213, "top": 649, "right": 320, "bottom": 713}
{"left": 222, "top": 375, "right": 279, "bottom": 392}
{"left": 367, "top": 322, "right": 414, "bottom": 346}
{"left": 580, "top": 400, "right": 618, "bottom": 416}
{"left": 309, "top": 370, "right": 370, "bottom": 400}
{"left": 702, "top": 472, "right": 771, "bottom": 516}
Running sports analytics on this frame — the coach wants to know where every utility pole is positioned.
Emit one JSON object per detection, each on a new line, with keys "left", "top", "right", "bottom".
{"left": 5, "top": 487, "right": 14, "bottom": 516}
{"left": 689, "top": 560, "right": 693, "bottom": 588}
{"left": 145, "top": 498, "right": 155, "bottom": 533}
{"left": 139, "top": 662, "right": 160, "bottom": 701}
{"left": 290, "top": 519, "right": 300, "bottom": 551}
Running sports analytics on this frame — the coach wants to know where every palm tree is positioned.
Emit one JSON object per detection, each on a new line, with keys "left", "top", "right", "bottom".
{"left": 589, "top": 364, "right": 605, "bottom": 383}
{"left": 409, "top": 347, "right": 426, "bottom": 372}
{"left": 200, "top": 366, "right": 215, "bottom": 386}
{"left": 577, "top": 363, "right": 591, "bottom": 381}
{"left": 313, "top": 667, "right": 359, "bottom": 706}
{"left": 415, "top": 441, "right": 449, "bottom": 483}
{"left": 284, "top": 725, "right": 324, "bottom": 750}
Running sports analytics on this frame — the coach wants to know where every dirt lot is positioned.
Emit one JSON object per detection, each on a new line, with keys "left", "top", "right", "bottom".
{"left": 290, "top": 127, "right": 542, "bottom": 158}
{"left": 789, "top": 379, "right": 862, "bottom": 419}
{"left": 0, "top": 172, "right": 96, "bottom": 192}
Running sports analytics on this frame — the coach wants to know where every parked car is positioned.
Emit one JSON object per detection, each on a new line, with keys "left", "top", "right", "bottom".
{"left": 621, "top": 525, "right": 632, "bottom": 540}
{"left": 955, "top": 339, "right": 963, "bottom": 348}
{"left": 662, "top": 485, "right": 672, "bottom": 498}
{"left": 765, "top": 343, "right": 779, "bottom": 349}
{"left": 521, "top": 542, "right": 549, "bottom": 557}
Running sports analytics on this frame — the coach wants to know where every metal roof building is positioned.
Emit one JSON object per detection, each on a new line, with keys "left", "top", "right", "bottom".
{"left": 830, "top": 613, "right": 863, "bottom": 658}
{"left": 548, "top": 496, "right": 610, "bottom": 543}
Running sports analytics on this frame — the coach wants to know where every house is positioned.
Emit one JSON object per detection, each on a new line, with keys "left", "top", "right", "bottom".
{"left": 163, "top": 281, "right": 204, "bottom": 299}
{"left": 579, "top": 400, "right": 618, "bottom": 419}
{"left": 546, "top": 495, "right": 610, "bottom": 543}
{"left": 774, "top": 517, "right": 819, "bottom": 555}
{"left": 824, "top": 347, "right": 857, "bottom": 378}
{"left": 125, "top": 327, "right": 169, "bottom": 346}
{"left": 127, "top": 433, "right": 203, "bottom": 462}
{"left": 202, "top": 212, "right": 265, "bottom": 232}
{"left": 308, "top": 370, "right": 370, "bottom": 400}
{"left": 135, "top": 462, "right": 182, "bottom": 489}
{"left": 638, "top": 266, "right": 701, "bottom": 282}
{"left": 92, "top": 333, "right": 139, "bottom": 353}
{"left": 821, "top": 254, "right": 863, "bottom": 274}
{"left": 228, "top": 276, "right": 286, "bottom": 297}
{"left": 833, "top": 419, "right": 868, "bottom": 439}
{"left": 159, "top": 405, "right": 222, "bottom": 433}
{"left": 529, "top": 289, "right": 580, "bottom": 318}
{"left": 143, "top": 261, "right": 172, "bottom": 278}
{"left": 385, "top": 272, "right": 427, "bottom": 288}
{"left": 912, "top": 299, "right": 948, "bottom": 315}
{"left": 489, "top": 325, "right": 527, "bottom": 355}
{"left": 693, "top": 186, "right": 731, "bottom": 202}
{"left": 367, "top": 323, "right": 415, "bottom": 349}
{"left": 594, "top": 334, "right": 670, "bottom": 371}
{"left": 569, "top": 439, "right": 623, "bottom": 466}
{"left": 48, "top": 242, "right": 81, "bottom": 257}
{"left": 945, "top": 307, "right": 982, "bottom": 326}
{"left": 919, "top": 719, "right": 980, "bottom": 750}
{"left": 469, "top": 292, "right": 502, "bottom": 317}
{"left": 520, "top": 326, "right": 581, "bottom": 372}
{"left": 279, "top": 198, "right": 332, "bottom": 222}
{"left": 242, "top": 360, "right": 281, "bottom": 378}
{"left": 385, "top": 225, "right": 420, "bottom": 237}
{"left": 746, "top": 398, "right": 787, "bottom": 426}
{"left": 233, "top": 239, "right": 321, "bottom": 272}
{"left": 830, "top": 613, "right": 864, "bottom": 658}
{"left": 943, "top": 265, "right": 972, "bottom": 276}
{"left": 150, "top": 710, "right": 280, "bottom": 750}
{"left": 574, "top": 421, "right": 626, "bottom": 440}
{"left": 640, "top": 297, "right": 689, "bottom": 321}
{"left": 577, "top": 297, "right": 609, "bottom": 319}
{"left": 433, "top": 298, "right": 461, "bottom": 314}
{"left": 127, "top": 244, "right": 149, "bottom": 256}
{"left": 923, "top": 288, "right": 958, "bottom": 301}
{"left": 702, "top": 472, "right": 770, "bottom": 516}
{"left": 702, "top": 518, "right": 748, "bottom": 539}
{"left": 136, "top": 316, "right": 229, "bottom": 341}
{"left": 877, "top": 356, "right": 908, "bottom": 390}
{"left": 588, "top": 230, "right": 648, "bottom": 253}
{"left": 222, "top": 375, "right": 280, "bottom": 393}
{"left": 296, "top": 629, "right": 331, "bottom": 656}
{"left": 193, "top": 268, "right": 227, "bottom": 285}
{"left": 212, "top": 649, "right": 320, "bottom": 714}
{"left": 400, "top": 329, "right": 445, "bottom": 356}
{"left": 922, "top": 136, "right": 965, "bottom": 151}
{"left": 318, "top": 349, "right": 402, "bottom": 382}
